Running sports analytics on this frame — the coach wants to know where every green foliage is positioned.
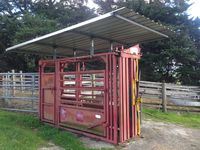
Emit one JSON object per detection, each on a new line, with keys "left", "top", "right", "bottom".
{"left": 0, "top": 0, "right": 95, "bottom": 72}
{"left": 143, "top": 108, "right": 200, "bottom": 128}
{"left": 0, "top": 0, "right": 199, "bottom": 85}
{"left": 94, "top": 0, "right": 200, "bottom": 85}
{"left": 0, "top": 110, "right": 87, "bottom": 150}
{"left": 14, "top": 14, "right": 57, "bottom": 43}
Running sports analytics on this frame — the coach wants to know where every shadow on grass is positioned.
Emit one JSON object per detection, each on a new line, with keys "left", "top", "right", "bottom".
{"left": 0, "top": 110, "right": 88, "bottom": 150}
{"left": 142, "top": 108, "right": 200, "bottom": 128}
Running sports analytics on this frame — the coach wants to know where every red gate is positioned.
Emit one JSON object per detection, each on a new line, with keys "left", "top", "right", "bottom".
{"left": 39, "top": 48, "right": 141, "bottom": 144}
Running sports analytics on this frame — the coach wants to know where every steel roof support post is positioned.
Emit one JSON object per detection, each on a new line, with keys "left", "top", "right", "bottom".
{"left": 110, "top": 42, "right": 113, "bottom": 52}
{"left": 90, "top": 38, "right": 94, "bottom": 56}
{"left": 53, "top": 47, "right": 57, "bottom": 59}
{"left": 73, "top": 48, "right": 77, "bottom": 57}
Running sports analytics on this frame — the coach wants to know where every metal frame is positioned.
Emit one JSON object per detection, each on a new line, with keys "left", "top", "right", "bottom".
{"left": 39, "top": 48, "right": 141, "bottom": 144}
{"left": 6, "top": 7, "right": 172, "bottom": 56}
{"left": 114, "top": 14, "right": 169, "bottom": 38}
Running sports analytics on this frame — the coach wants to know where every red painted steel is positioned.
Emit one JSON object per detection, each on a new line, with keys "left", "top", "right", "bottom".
{"left": 39, "top": 48, "right": 141, "bottom": 144}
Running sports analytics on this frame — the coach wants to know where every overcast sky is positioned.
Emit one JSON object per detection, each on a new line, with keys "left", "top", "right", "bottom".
{"left": 87, "top": 0, "right": 200, "bottom": 18}
{"left": 187, "top": 0, "right": 200, "bottom": 18}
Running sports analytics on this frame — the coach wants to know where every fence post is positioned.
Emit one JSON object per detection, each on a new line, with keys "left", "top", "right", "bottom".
{"left": 31, "top": 74, "right": 35, "bottom": 110}
{"left": 1, "top": 75, "right": 5, "bottom": 107}
{"left": 12, "top": 69, "right": 16, "bottom": 96}
{"left": 20, "top": 70, "right": 23, "bottom": 92}
{"left": 162, "top": 81, "right": 167, "bottom": 112}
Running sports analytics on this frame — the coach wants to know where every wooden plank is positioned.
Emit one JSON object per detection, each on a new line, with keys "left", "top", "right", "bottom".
{"left": 166, "top": 84, "right": 199, "bottom": 89}
{"left": 139, "top": 88, "right": 161, "bottom": 95}
{"left": 140, "top": 81, "right": 162, "bottom": 85}
{"left": 139, "top": 83, "right": 162, "bottom": 89}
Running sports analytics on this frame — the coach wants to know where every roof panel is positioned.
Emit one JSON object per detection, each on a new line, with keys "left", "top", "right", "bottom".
{"left": 6, "top": 7, "right": 174, "bottom": 56}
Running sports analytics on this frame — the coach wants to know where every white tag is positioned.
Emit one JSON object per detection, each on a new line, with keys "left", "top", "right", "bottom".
{"left": 95, "top": 114, "right": 101, "bottom": 119}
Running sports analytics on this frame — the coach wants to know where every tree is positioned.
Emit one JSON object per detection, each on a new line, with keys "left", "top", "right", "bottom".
{"left": 94, "top": 0, "right": 200, "bottom": 85}
{"left": 0, "top": 0, "right": 95, "bottom": 72}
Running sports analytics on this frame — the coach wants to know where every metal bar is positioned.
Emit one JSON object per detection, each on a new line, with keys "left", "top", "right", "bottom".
{"left": 90, "top": 38, "right": 94, "bottom": 55}
{"left": 119, "top": 57, "right": 124, "bottom": 142}
{"left": 6, "top": 9, "right": 116, "bottom": 52}
{"left": 126, "top": 57, "right": 130, "bottom": 139}
{"left": 113, "top": 55, "right": 118, "bottom": 143}
{"left": 37, "top": 42, "right": 88, "bottom": 52}
{"left": 0, "top": 96, "right": 38, "bottom": 100}
{"left": 106, "top": 54, "right": 110, "bottom": 140}
{"left": 39, "top": 62, "right": 42, "bottom": 120}
{"left": 53, "top": 48, "right": 57, "bottom": 59}
{"left": 73, "top": 30, "right": 129, "bottom": 46}
{"left": 8, "top": 49, "right": 72, "bottom": 57}
{"left": 109, "top": 54, "right": 113, "bottom": 141}
{"left": 55, "top": 61, "right": 60, "bottom": 126}
{"left": 122, "top": 57, "right": 127, "bottom": 141}
{"left": 110, "top": 42, "right": 113, "bottom": 52}
{"left": 131, "top": 58, "right": 135, "bottom": 137}
{"left": 0, "top": 108, "right": 37, "bottom": 113}
{"left": 114, "top": 14, "right": 169, "bottom": 38}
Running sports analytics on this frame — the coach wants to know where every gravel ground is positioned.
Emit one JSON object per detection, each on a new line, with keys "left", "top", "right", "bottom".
{"left": 122, "top": 119, "right": 200, "bottom": 150}
{"left": 81, "top": 119, "right": 200, "bottom": 150}
{"left": 38, "top": 119, "right": 200, "bottom": 150}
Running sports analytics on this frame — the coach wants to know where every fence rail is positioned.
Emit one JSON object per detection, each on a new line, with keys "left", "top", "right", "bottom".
{"left": 0, "top": 70, "right": 38, "bottom": 112}
{"left": 0, "top": 71, "right": 199, "bottom": 113}
{"left": 140, "top": 81, "right": 200, "bottom": 112}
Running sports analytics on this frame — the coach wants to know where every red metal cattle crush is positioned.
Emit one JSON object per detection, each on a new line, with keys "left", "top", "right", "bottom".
{"left": 39, "top": 48, "right": 141, "bottom": 144}
{"left": 6, "top": 7, "right": 171, "bottom": 145}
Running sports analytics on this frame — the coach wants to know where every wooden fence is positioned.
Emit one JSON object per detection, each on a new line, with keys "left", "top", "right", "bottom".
{"left": 140, "top": 81, "right": 200, "bottom": 112}
{"left": 0, "top": 71, "right": 199, "bottom": 113}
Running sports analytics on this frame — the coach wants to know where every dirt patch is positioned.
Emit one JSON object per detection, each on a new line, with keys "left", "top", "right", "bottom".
{"left": 122, "top": 119, "right": 200, "bottom": 150}
{"left": 80, "top": 136, "right": 115, "bottom": 149}
{"left": 80, "top": 119, "right": 200, "bottom": 150}
{"left": 38, "top": 142, "right": 64, "bottom": 150}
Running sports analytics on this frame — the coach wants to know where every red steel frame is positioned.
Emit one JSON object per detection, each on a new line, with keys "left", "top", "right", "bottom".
{"left": 39, "top": 50, "right": 140, "bottom": 144}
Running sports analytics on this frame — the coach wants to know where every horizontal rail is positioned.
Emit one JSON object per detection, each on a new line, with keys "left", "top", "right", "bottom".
{"left": 0, "top": 71, "right": 200, "bottom": 113}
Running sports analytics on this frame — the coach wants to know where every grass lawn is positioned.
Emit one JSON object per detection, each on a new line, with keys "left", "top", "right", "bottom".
{"left": 142, "top": 108, "right": 200, "bottom": 128}
{"left": 0, "top": 110, "right": 88, "bottom": 150}
{"left": 0, "top": 109, "right": 199, "bottom": 150}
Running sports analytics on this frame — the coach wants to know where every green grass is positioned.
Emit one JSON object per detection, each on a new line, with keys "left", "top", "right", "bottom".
{"left": 0, "top": 110, "right": 87, "bottom": 150}
{"left": 142, "top": 108, "right": 200, "bottom": 128}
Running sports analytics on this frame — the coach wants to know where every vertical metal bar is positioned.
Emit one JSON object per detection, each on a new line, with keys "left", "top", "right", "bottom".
{"left": 53, "top": 48, "right": 57, "bottom": 59}
{"left": 39, "top": 61, "right": 42, "bottom": 119}
{"left": 90, "top": 38, "right": 94, "bottom": 55}
{"left": 122, "top": 57, "right": 127, "bottom": 141}
{"left": 130, "top": 58, "right": 134, "bottom": 137}
{"left": 5, "top": 73, "right": 8, "bottom": 102}
{"left": 2, "top": 75, "right": 5, "bottom": 98}
{"left": 55, "top": 60, "right": 60, "bottom": 126}
{"left": 110, "top": 42, "right": 113, "bottom": 52}
{"left": 103, "top": 70, "right": 106, "bottom": 137}
{"left": 124, "top": 57, "right": 127, "bottom": 140}
{"left": 126, "top": 58, "right": 130, "bottom": 139}
{"left": 106, "top": 55, "right": 110, "bottom": 140}
{"left": 112, "top": 54, "right": 118, "bottom": 143}
{"left": 119, "top": 57, "right": 124, "bottom": 142}
{"left": 20, "top": 71, "right": 23, "bottom": 92}
{"left": 134, "top": 59, "right": 137, "bottom": 136}
{"left": 7, "top": 72, "right": 11, "bottom": 102}
{"left": 12, "top": 69, "right": 15, "bottom": 97}
{"left": 73, "top": 49, "right": 77, "bottom": 57}
{"left": 109, "top": 54, "right": 113, "bottom": 140}
{"left": 76, "top": 62, "right": 81, "bottom": 105}
{"left": 31, "top": 75, "right": 34, "bottom": 110}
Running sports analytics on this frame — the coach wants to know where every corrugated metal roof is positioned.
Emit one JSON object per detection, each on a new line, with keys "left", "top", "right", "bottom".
{"left": 6, "top": 7, "right": 174, "bottom": 56}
